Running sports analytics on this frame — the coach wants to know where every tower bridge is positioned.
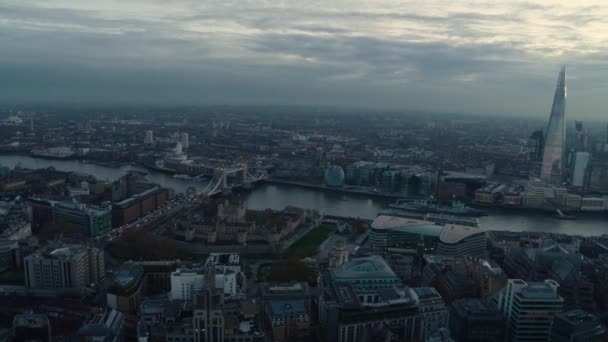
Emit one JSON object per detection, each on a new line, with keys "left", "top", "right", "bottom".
{"left": 200, "top": 163, "right": 268, "bottom": 196}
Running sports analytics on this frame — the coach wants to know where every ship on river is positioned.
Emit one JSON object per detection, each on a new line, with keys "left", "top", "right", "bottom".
{"left": 30, "top": 147, "right": 76, "bottom": 159}
{"left": 389, "top": 199, "right": 487, "bottom": 217}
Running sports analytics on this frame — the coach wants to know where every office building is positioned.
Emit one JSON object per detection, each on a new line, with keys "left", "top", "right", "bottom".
{"left": 571, "top": 152, "right": 590, "bottom": 188}
{"left": 328, "top": 255, "right": 402, "bottom": 290}
{"left": 551, "top": 309, "right": 608, "bottom": 342}
{"left": 370, "top": 215, "right": 442, "bottom": 251}
{"left": 449, "top": 298, "right": 505, "bottom": 342}
{"left": 590, "top": 159, "right": 608, "bottom": 193}
{"left": 320, "top": 281, "right": 449, "bottom": 342}
{"left": 171, "top": 265, "right": 239, "bottom": 301}
{"left": 437, "top": 224, "right": 487, "bottom": 257}
{"left": 497, "top": 279, "right": 564, "bottom": 341}
{"left": 521, "top": 181, "right": 567, "bottom": 208}
{"left": 258, "top": 282, "right": 315, "bottom": 326}
{"left": 12, "top": 314, "right": 51, "bottom": 342}
{"left": 413, "top": 287, "right": 449, "bottom": 341}
{"left": 24, "top": 243, "right": 104, "bottom": 292}
{"left": 53, "top": 201, "right": 112, "bottom": 238}
{"left": 320, "top": 282, "right": 419, "bottom": 342}
{"left": 502, "top": 245, "right": 595, "bottom": 311}
{"left": 111, "top": 186, "right": 169, "bottom": 228}
{"left": 140, "top": 296, "right": 263, "bottom": 342}
{"left": 193, "top": 268, "right": 225, "bottom": 342}
{"left": 75, "top": 307, "right": 124, "bottom": 342}
{"left": 370, "top": 215, "right": 486, "bottom": 256}
{"left": 107, "top": 262, "right": 145, "bottom": 314}
{"left": 266, "top": 299, "right": 310, "bottom": 342}
{"left": 541, "top": 66, "right": 567, "bottom": 184}
{"left": 171, "top": 268, "right": 204, "bottom": 300}
{"left": 434, "top": 266, "right": 477, "bottom": 303}
{"left": 320, "top": 255, "right": 448, "bottom": 342}
{"left": 144, "top": 130, "right": 154, "bottom": 145}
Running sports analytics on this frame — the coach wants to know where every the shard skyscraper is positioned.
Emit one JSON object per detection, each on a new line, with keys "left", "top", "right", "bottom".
{"left": 541, "top": 66, "right": 566, "bottom": 184}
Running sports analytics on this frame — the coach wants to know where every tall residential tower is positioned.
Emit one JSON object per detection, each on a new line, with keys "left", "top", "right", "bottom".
{"left": 541, "top": 66, "right": 567, "bottom": 184}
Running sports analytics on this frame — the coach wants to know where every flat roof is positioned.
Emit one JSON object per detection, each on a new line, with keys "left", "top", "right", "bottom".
{"left": 451, "top": 298, "right": 502, "bottom": 320}
{"left": 267, "top": 299, "right": 307, "bottom": 318}
{"left": 330, "top": 255, "right": 398, "bottom": 280}
{"left": 372, "top": 215, "right": 430, "bottom": 230}
{"left": 372, "top": 215, "right": 442, "bottom": 237}
{"left": 413, "top": 287, "right": 441, "bottom": 300}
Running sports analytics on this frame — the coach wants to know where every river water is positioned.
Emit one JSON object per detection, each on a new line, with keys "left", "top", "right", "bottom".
{"left": 2, "top": 155, "right": 607, "bottom": 236}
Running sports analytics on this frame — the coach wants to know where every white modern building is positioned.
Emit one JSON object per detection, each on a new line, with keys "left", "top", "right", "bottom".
{"left": 171, "top": 268, "right": 204, "bottom": 301}
{"left": 370, "top": 215, "right": 487, "bottom": 257}
{"left": 144, "top": 130, "right": 154, "bottom": 145}
{"left": 170, "top": 267, "right": 238, "bottom": 300}
{"left": 437, "top": 224, "right": 487, "bottom": 257}
{"left": 572, "top": 152, "right": 590, "bottom": 187}
{"left": 497, "top": 279, "right": 563, "bottom": 342}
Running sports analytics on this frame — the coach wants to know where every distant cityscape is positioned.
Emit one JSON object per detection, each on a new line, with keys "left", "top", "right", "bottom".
{"left": 1, "top": 67, "right": 608, "bottom": 341}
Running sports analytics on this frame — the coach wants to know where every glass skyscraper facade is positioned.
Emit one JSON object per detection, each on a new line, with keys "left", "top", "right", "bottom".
{"left": 541, "top": 66, "right": 566, "bottom": 184}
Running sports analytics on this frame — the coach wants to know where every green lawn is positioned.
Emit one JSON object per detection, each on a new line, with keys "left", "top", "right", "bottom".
{"left": 283, "top": 225, "right": 333, "bottom": 258}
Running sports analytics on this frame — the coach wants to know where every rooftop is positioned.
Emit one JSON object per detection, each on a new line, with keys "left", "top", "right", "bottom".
{"left": 13, "top": 314, "right": 49, "bottom": 328}
{"left": 259, "top": 282, "right": 311, "bottom": 299}
{"left": 514, "top": 279, "right": 562, "bottom": 300}
{"left": 267, "top": 299, "right": 307, "bottom": 319}
{"left": 451, "top": 298, "right": 503, "bottom": 320}
{"left": 108, "top": 262, "right": 144, "bottom": 295}
{"left": 413, "top": 287, "right": 442, "bottom": 301}
{"left": 330, "top": 255, "right": 398, "bottom": 280}
{"left": 371, "top": 215, "right": 432, "bottom": 230}
{"left": 30, "top": 242, "right": 91, "bottom": 261}
{"left": 372, "top": 215, "right": 442, "bottom": 236}
{"left": 439, "top": 224, "right": 486, "bottom": 244}
{"left": 557, "top": 309, "right": 599, "bottom": 325}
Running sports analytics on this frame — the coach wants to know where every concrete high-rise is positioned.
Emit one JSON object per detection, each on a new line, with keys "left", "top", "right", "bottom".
{"left": 572, "top": 152, "right": 591, "bottom": 188}
{"left": 541, "top": 67, "right": 567, "bottom": 184}
{"left": 24, "top": 242, "right": 104, "bottom": 292}
{"left": 497, "top": 279, "right": 563, "bottom": 342}
{"left": 144, "top": 130, "right": 154, "bottom": 145}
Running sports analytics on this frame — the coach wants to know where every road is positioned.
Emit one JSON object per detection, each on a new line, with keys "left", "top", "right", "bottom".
{"left": 97, "top": 197, "right": 189, "bottom": 247}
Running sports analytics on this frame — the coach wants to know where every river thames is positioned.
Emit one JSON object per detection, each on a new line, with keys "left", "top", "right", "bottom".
{"left": 2, "top": 155, "right": 607, "bottom": 236}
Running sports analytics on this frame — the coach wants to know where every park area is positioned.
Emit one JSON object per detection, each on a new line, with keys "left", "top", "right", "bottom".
{"left": 282, "top": 224, "right": 334, "bottom": 258}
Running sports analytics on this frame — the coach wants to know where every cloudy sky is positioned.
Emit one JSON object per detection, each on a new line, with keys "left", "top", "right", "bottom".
{"left": 1, "top": 1, "right": 607, "bottom": 118}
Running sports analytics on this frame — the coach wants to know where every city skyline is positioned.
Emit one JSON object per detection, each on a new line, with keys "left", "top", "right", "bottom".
{"left": 1, "top": 1, "right": 608, "bottom": 118}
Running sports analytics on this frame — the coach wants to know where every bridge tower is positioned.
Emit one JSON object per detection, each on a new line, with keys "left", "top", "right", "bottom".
{"left": 222, "top": 169, "right": 228, "bottom": 189}
{"left": 242, "top": 162, "right": 248, "bottom": 184}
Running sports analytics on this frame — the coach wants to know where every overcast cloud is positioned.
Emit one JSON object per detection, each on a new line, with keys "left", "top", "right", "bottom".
{"left": 1, "top": 1, "right": 607, "bottom": 118}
